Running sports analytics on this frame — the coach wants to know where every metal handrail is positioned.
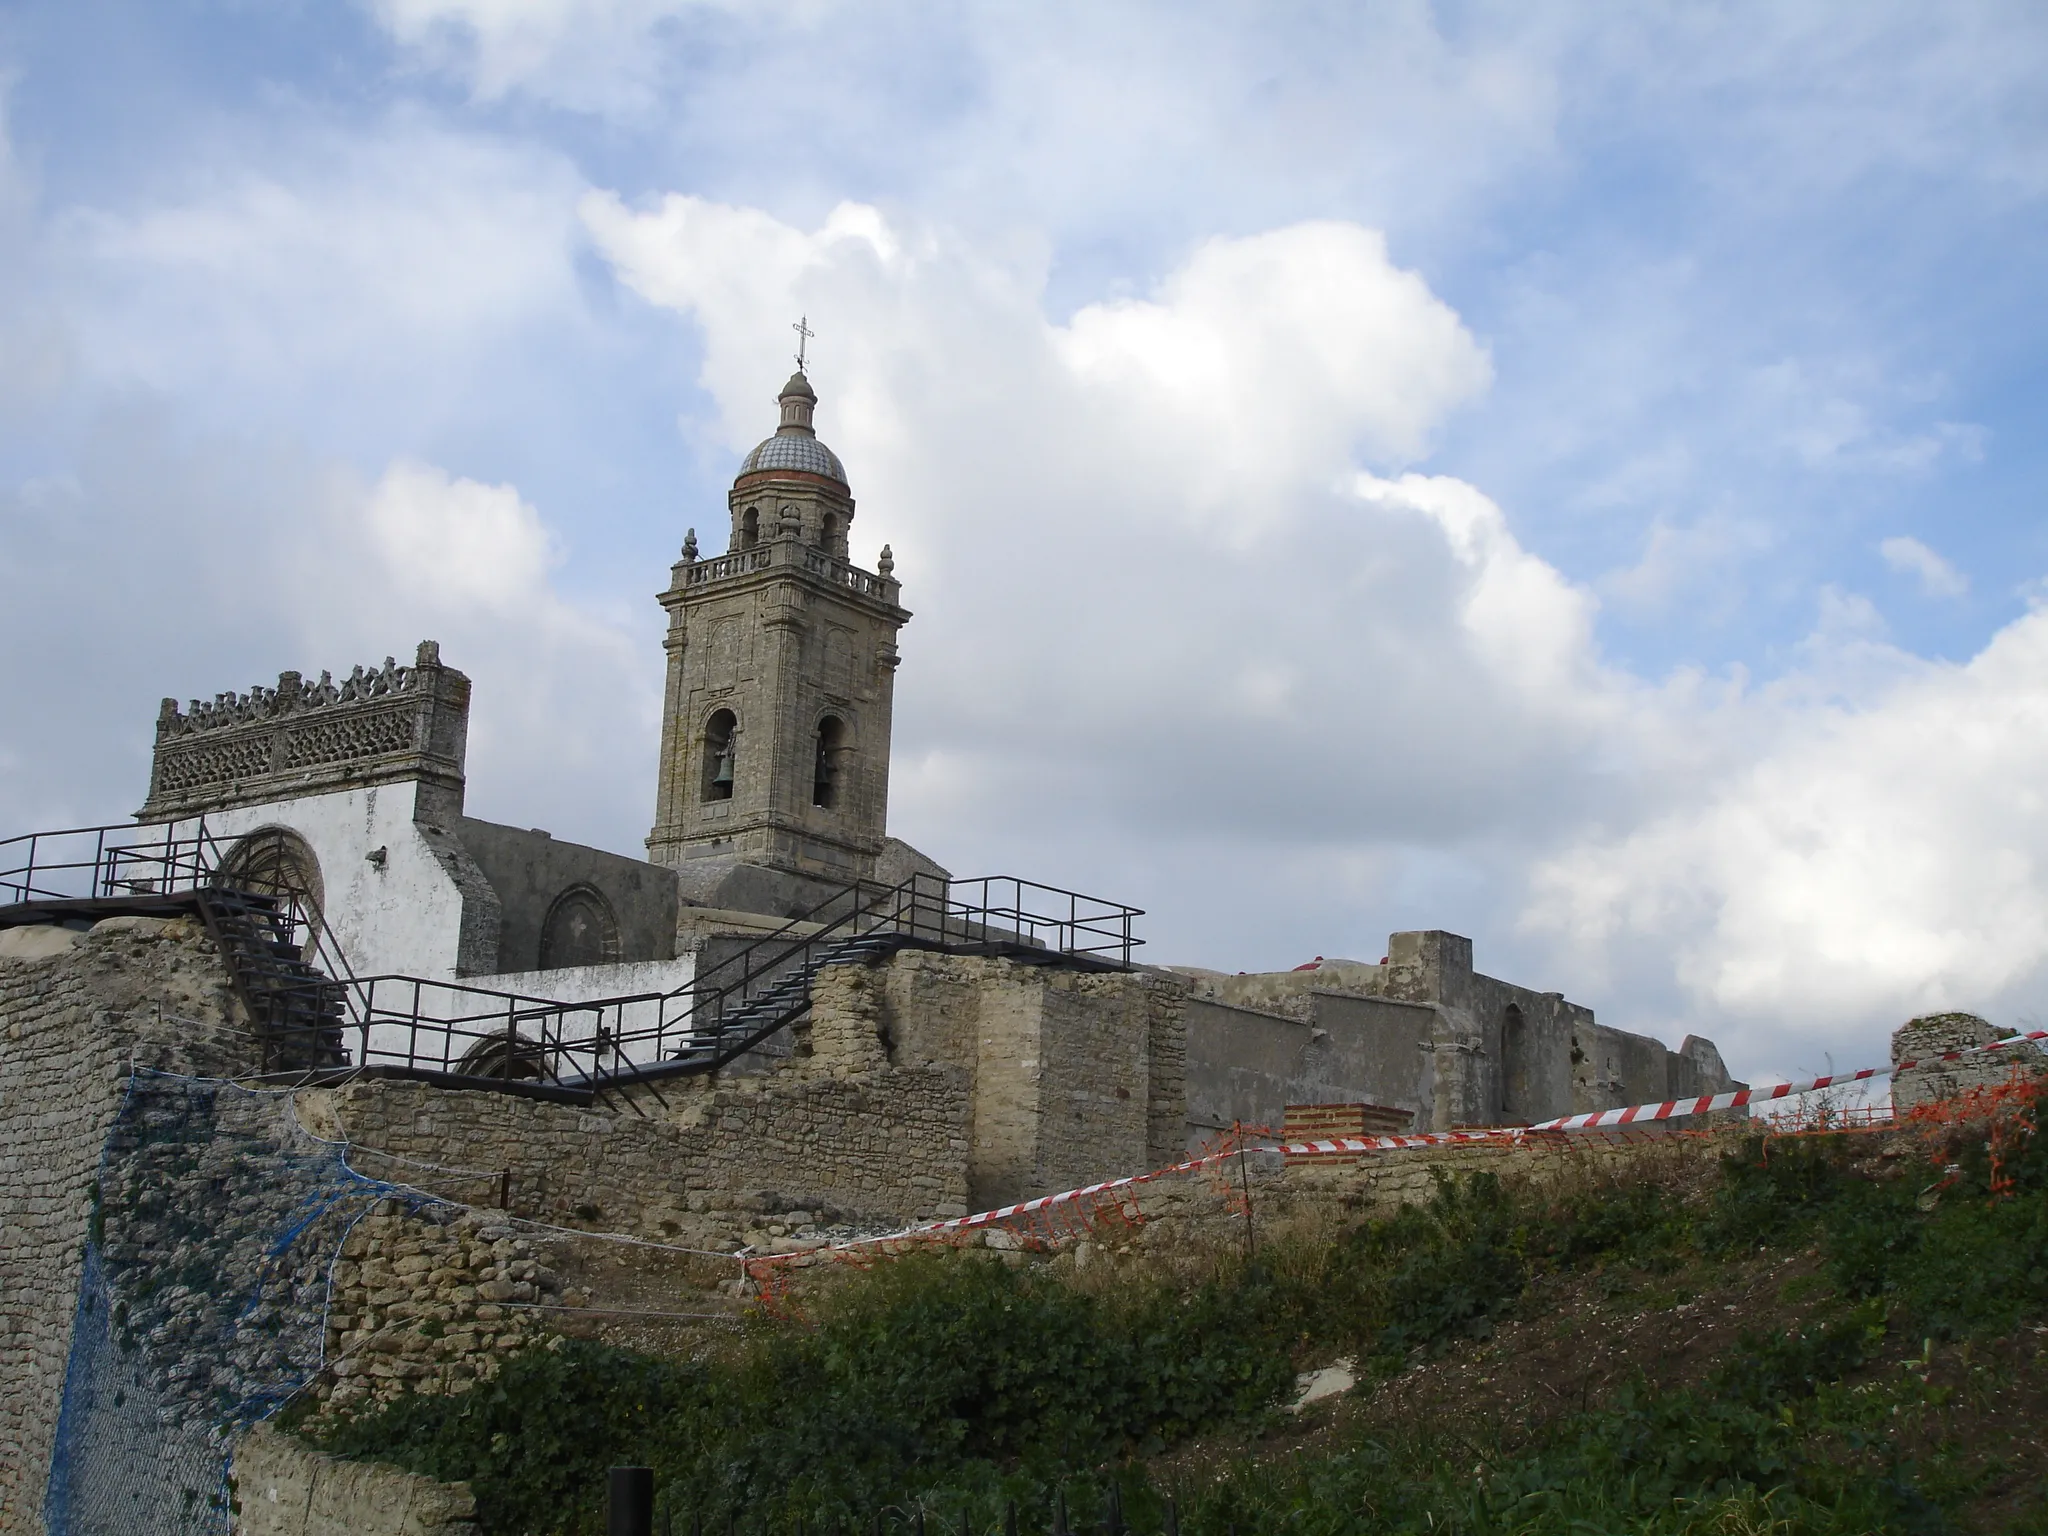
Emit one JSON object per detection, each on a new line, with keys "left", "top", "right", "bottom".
{"left": 252, "top": 870, "right": 1143, "bottom": 1095}
{"left": 0, "top": 818, "right": 228, "bottom": 906}
{"left": 3, "top": 814, "right": 1142, "bottom": 1099}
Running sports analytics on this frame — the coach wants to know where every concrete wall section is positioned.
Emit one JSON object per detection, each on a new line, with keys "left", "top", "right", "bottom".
{"left": 453, "top": 819, "right": 680, "bottom": 971}
{"left": 1184, "top": 994, "right": 1440, "bottom": 1148}
{"left": 234, "top": 1425, "right": 477, "bottom": 1536}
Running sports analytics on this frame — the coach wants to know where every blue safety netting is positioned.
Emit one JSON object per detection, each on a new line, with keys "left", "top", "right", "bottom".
{"left": 43, "top": 1070, "right": 416, "bottom": 1535}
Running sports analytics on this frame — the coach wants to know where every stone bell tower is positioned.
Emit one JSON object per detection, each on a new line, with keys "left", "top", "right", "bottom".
{"left": 646, "top": 370, "right": 910, "bottom": 890}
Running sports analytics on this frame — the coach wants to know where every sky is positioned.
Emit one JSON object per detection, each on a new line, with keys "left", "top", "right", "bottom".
{"left": 1, "top": 1, "right": 2045, "bottom": 1088}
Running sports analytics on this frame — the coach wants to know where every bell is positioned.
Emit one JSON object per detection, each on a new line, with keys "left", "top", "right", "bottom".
{"left": 712, "top": 750, "right": 734, "bottom": 789}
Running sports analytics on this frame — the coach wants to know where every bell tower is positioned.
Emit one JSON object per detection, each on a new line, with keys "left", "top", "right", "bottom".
{"left": 646, "top": 369, "right": 910, "bottom": 889}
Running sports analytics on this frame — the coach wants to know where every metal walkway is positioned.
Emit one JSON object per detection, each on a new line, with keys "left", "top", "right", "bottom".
{"left": 2, "top": 819, "right": 1143, "bottom": 1105}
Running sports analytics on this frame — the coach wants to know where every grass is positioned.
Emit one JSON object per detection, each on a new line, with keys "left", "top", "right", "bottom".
{"left": 295, "top": 1076, "right": 2048, "bottom": 1535}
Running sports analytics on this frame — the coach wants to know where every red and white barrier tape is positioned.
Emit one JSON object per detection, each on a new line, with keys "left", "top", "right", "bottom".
{"left": 1525, "top": 1025, "right": 2048, "bottom": 1132}
{"left": 759, "top": 1026, "right": 2048, "bottom": 1266}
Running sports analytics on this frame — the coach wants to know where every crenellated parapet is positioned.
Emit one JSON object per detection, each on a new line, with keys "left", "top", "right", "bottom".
{"left": 138, "top": 640, "right": 471, "bottom": 823}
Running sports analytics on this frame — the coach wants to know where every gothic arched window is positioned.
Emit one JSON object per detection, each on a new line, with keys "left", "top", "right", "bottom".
{"left": 812, "top": 715, "right": 845, "bottom": 809}
{"left": 539, "top": 885, "right": 621, "bottom": 969}
{"left": 702, "top": 709, "right": 737, "bottom": 802}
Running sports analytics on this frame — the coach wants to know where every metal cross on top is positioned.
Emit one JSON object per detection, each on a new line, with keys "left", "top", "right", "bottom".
{"left": 792, "top": 315, "right": 815, "bottom": 372}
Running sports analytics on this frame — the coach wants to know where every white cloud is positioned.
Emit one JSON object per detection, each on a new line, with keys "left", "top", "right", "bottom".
{"left": 363, "top": 461, "right": 560, "bottom": 607}
{"left": 0, "top": 417, "right": 651, "bottom": 853}
{"left": 581, "top": 195, "right": 1620, "bottom": 881}
{"left": 370, "top": 0, "right": 745, "bottom": 111}
{"left": 1055, "top": 225, "right": 1492, "bottom": 518}
{"left": 55, "top": 121, "right": 588, "bottom": 429}
{"left": 1527, "top": 603, "right": 2048, "bottom": 1049}
{"left": 1880, "top": 535, "right": 1969, "bottom": 599}
{"left": 579, "top": 190, "right": 2048, "bottom": 1076}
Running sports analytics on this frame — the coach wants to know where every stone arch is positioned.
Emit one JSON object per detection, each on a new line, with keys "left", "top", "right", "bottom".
{"left": 538, "top": 884, "right": 621, "bottom": 969}
{"left": 812, "top": 713, "right": 848, "bottom": 809}
{"left": 218, "top": 825, "right": 326, "bottom": 938}
{"left": 741, "top": 506, "right": 760, "bottom": 549}
{"left": 1500, "top": 1002, "right": 1532, "bottom": 1123}
{"left": 701, "top": 708, "right": 738, "bottom": 802}
{"left": 456, "top": 1032, "right": 546, "bottom": 1082}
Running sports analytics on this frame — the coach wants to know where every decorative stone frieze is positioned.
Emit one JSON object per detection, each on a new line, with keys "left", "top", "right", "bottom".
{"left": 139, "top": 641, "right": 471, "bottom": 823}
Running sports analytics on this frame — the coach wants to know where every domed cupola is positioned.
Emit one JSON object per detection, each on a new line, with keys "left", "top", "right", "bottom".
{"left": 737, "top": 371, "right": 847, "bottom": 486}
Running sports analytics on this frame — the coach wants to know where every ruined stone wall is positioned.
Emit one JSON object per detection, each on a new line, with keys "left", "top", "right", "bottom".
{"left": 0, "top": 916, "right": 247, "bottom": 1534}
{"left": 324, "top": 1053, "right": 973, "bottom": 1249}
{"left": 1142, "top": 977, "right": 1188, "bottom": 1171}
{"left": 1892, "top": 1012, "right": 2045, "bottom": 1112}
{"left": 316, "top": 1207, "right": 557, "bottom": 1414}
{"left": 1176, "top": 930, "right": 1738, "bottom": 1134}
{"left": 764, "top": 1128, "right": 1735, "bottom": 1299}
{"left": 868, "top": 952, "right": 1189, "bottom": 1210}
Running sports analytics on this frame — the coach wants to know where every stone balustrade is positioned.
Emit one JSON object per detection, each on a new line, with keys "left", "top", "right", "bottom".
{"left": 681, "top": 537, "right": 898, "bottom": 604}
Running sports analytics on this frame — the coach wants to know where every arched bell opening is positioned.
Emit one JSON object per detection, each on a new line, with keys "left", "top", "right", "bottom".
{"left": 702, "top": 709, "right": 738, "bottom": 802}
{"left": 740, "top": 507, "right": 760, "bottom": 550}
{"left": 812, "top": 715, "right": 846, "bottom": 810}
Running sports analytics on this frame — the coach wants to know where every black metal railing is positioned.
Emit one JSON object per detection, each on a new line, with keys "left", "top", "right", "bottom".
{"left": 0, "top": 819, "right": 225, "bottom": 906}
{"left": 254, "top": 871, "right": 1143, "bottom": 1097}
{"left": 2, "top": 817, "right": 1144, "bottom": 1101}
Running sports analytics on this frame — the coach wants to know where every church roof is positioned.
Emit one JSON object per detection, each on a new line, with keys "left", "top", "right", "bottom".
{"left": 739, "top": 432, "right": 846, "bottom": 482}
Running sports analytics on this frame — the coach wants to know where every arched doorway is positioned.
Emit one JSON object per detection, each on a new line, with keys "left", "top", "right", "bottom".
{"left": 218, "top": 827, "right": 326, "bottom": 948}
{"left": 457, "top": 1032, "right": 546, "bottom": 1082}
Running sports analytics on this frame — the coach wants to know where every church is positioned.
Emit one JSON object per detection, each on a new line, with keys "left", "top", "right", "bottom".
{"left": 84, "top": 355, "right": 1735, "bottom": 1146}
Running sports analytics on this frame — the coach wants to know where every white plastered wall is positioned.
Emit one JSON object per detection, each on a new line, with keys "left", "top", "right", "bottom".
{"left": 188, "top": 786, "right": 472, "bottom": 982}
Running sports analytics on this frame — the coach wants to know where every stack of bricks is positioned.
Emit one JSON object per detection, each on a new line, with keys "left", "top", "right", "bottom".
{"left": 1282, "top": 1102, "right": 1417, "bottom": 1142}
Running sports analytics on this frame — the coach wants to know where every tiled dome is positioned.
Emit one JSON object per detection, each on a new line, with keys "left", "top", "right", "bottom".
{"left": 739, "top": 432, "right": 846, "bottom": 482}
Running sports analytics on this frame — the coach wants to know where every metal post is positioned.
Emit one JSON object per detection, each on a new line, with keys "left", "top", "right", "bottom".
{"left": 1163, "top": 1502, "right": 1178, "bottom": 1536}
{"left": 1237, "top": 1137, "right": 1256, "bottom": 1259}
{"left": 608, "top": 1467, "right": 655, "bottom": 1536}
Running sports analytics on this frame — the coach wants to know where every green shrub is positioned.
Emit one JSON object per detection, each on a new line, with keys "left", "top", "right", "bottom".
{"left": 309, "top": 1094, "right": 2048, "bottom": 1535}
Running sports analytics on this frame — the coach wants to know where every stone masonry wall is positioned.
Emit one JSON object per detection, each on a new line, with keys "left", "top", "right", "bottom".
{"left": 324, "top": 962, "right": 974, "bottom": 1251}
{"left": 869, "top": 952, "right": 1189, "bottom": 1211}
{"left": 318, "top": 1207, "right": 557, "bottom": 1415}
{"left": 1892, "top": 1012, "right": 2045, "bottom": 1113}
{"left": 0, "top": 915, "right": 248, "bottom": 1535}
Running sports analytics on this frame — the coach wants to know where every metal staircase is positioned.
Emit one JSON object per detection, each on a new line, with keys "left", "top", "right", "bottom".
{"left": 612, "top": 927, "right": 916, "bottom": 1085}
{"left": 191, "top": 888, "right": 348, "bottom": 1073}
